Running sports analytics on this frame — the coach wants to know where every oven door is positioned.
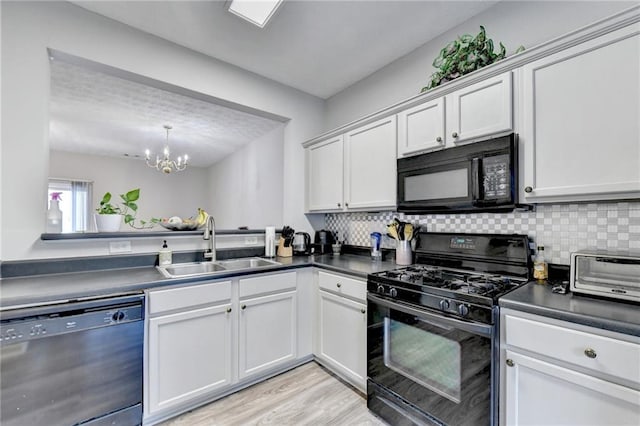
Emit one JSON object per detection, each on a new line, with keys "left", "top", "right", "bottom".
{"left": 367, "top": 294, "right": 495, "bottom": 426}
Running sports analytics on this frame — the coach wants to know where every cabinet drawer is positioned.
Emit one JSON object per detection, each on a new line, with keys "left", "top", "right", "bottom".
{"left": 149, "top": 281, "right": 232, "bottom": 315}
{"left": 504, "top": 314, "right": 640, "bottom": 384}
{"left": 318, "top": 270, "right": 366, "bottom": 302}
{"left": 239, "top": 272, "right": 297, "bottom": 299}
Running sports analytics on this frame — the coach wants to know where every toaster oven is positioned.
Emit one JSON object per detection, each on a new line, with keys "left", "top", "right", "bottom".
{"left": 570, "top": 250, "right": 640, "bottom": 302}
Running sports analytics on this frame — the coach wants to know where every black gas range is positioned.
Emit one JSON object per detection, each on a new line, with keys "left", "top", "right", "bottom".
{"left": 367, "top": 232, "right": 532, "bottom": 426}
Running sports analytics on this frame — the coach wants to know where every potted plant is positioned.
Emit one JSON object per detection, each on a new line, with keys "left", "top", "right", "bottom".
{"left": 95, "top": 188, "right": 156, "bottom": 232}
{"left": 420, "top": 26, "right": 525, "bottom": 92}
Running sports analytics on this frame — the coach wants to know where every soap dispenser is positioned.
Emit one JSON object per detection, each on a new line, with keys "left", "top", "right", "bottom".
{"left": 159, "top": 240, "right": 172, "bottom": 266}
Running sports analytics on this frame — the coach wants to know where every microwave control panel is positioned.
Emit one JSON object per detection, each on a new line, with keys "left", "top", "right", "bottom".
{"left": 482, "top": 154, "right": 510, "bottom": 199}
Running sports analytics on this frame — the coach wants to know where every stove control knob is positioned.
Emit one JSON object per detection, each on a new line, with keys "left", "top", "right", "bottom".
{"left": 389, "top": 288, "right": 398, "bottom": 298}
{"left": 376, "top": 285, "right": 385, "bottom": 294}
{"left": 439, "top": 300, "right": 450, "bottom": 310}
{"left": 458, "top": 304, "right": 470, "bottom": 317}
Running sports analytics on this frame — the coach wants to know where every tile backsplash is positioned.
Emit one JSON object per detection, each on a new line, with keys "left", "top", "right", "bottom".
{"left": 325, "top": 202, "right": 640, "bottom": 265}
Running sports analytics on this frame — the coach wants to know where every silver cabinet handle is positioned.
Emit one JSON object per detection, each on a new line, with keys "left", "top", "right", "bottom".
{"left": 337, "top": 202, "right": 341, "bottom": 208}
{"left": 452, "top": 132, "right": 459, "bottom": 138}
{"left": 361, "top": 308, "right": 366, "bottom": 314}
{"left": 241, "top": 304, "right": 247, "bottom": 310}
{"left": 336, "top": 283, "right": 342, "bottom": 288}
{"left": 524, "top": 186, "right": 533, "bottom": 193}
{"left": 584, "top": 348, "right": 597, "bottom": 359}
{"left": 506, "top": 359, "right": 514, "bottom": 367}
{"left": 226, "top": 307, "right": 232, "bottom": 313}
{"left": 345, "top": 203, "right": 349, "bottom": 208}
{"left": 436, "top": 136, "right": 443, "bottom": 143}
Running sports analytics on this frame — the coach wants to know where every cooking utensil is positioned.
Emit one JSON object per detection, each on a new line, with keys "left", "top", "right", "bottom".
{"left": 387, "top": 224, "right": 399, "bottom": 240}
{"left": 404, "top": 223, "right": 413, "bottom": 241}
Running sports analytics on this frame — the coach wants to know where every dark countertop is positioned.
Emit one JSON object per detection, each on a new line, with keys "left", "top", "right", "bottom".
{"left": 0, "top": 254, "right": 396, "bottom": 310}
{"left": 500, "top": 281, "right": 640, "bottom": 337}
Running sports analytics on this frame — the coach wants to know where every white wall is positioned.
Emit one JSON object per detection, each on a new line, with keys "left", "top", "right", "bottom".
{"left": 207, "top": 125, "right": 285, "bottom": 229}
{"left": 1, "top": 1, "right": 324, "bottom": 260}
{"left": 49, "top": 150, "right": 209, "bottom": 226}
{"left": 324, "top": 1, "right": 637, "bottom": 130}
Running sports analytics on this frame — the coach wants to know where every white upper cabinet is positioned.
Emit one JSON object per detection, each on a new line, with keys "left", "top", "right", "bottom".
{"left": 397, "top": 98, "right": 446, "bottom": 156}
{"left": 306, "top": 116, "right": 397, "bottom": 213}
{"left": 397, "top": 71, "right": 513, "bottom": 158}
{"left": 306, "top": 135, "right": 344, "bottom": 211}
{"left": 447, "top": 71, "right": 513, "bottom": 145}
{"left": 344, "top": 115, "right": 397, "bottom": 210}
{"left": 521, "top": 23, "right": 640, "bottom": 202}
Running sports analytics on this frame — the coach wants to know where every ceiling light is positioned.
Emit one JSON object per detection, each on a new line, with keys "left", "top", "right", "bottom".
{"left": 226, "top": 0, "right": 283, "bottom": 28}
{"left": 145, "top": 125, "right": 188, "bottom": 174}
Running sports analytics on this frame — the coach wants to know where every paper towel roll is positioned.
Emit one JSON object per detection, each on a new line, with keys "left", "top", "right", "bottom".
{"left": 265, "top": 226, "right": 276, "bottom": 257}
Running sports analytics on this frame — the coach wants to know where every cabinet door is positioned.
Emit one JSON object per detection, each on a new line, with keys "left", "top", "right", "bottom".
{"left": 503, "top": 350, "right": 640, "bottom": 426}
{"left": 306, "top": 135, "right": 344, "bottom": 212}
{"left": 344, "top": 116, "right": 397, "bottom": 210}
{"left": 317, "top": 290, "right": 367, "bottom": 391}
{"left": 238, "top": 291, "right": 297, "bottom": 380}
{"left": 522, "top": 24, "right": 640, "bottom": 202}
{"left": 147, "top": 304, "right": 233, "bottom": 414}
{"left": 447, "top": 71, "right": 513, "bottom": 144}
{"left": 397, "top": 98, "right": 445, "bottom": 157}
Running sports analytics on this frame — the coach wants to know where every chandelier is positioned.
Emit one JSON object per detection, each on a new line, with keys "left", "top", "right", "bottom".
{"left": 145, "top": 125, "right": 188, "bottom": 174}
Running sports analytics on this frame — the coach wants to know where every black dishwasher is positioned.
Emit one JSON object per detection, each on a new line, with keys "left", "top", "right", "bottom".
{"left": 0, "top": 294, "right": 144, "bottom": 426}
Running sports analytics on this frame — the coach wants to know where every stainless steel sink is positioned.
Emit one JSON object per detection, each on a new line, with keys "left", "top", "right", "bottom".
{"left": 216, "top": 257, "right": 281, "bottom": 270}
{"left": 157, "top": 261, "right": 228, "bottom": 278}
{"left": 157, "top": 257, "right": 281, "bottom": 278}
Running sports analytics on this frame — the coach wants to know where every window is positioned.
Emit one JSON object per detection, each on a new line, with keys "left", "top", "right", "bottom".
{"left": 47, "top": 179, "right": 93, "bottom": 233}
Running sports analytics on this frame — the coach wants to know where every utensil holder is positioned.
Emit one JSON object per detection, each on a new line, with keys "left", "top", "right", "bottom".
{"left": 396, "top": 240, "right": 412, "bottom": 265}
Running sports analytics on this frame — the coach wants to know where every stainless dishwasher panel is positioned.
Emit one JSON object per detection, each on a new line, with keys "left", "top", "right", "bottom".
{"left": 0, "top": 295, "right": 144, "bottom": 426}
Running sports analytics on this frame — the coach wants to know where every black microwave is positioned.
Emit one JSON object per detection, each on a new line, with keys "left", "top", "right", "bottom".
{"left": 397, "top": 134, "right": 524, "bottom": 213}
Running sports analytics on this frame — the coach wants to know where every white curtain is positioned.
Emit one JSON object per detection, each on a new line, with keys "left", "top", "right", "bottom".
{"left": 48, "top": 178, "right": 93, "bottom": 233}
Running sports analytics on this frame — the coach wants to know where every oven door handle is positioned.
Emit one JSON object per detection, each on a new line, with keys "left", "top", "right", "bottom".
{"left": 368, "top": 294, "right": 493, "bottom": 337}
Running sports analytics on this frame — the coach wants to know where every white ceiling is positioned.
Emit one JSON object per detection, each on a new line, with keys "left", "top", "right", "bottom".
{"left": 52, "top": 0, "right": 498, "bottom": 166}
{"left": 49, "top": 59, "right": 284, "bottom": 167}
{"left": 72, "top": 0, "right": 500, "bottom": 99}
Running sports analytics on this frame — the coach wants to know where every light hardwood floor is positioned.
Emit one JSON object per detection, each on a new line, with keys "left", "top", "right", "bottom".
{"left": 161, "top": 362, "right": 387, "bottom": 426}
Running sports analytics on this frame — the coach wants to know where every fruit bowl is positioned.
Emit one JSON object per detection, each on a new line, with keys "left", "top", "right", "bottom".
{"left": 158, "top": 220, "right": 202, "bottom": 231}
{"left": 158, "top": 209, "right": 209, "bottom": 231}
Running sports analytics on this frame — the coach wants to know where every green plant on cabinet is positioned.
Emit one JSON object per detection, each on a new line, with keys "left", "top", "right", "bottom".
{"left": 421, "top": 26, "right": 525, "bottom": 92}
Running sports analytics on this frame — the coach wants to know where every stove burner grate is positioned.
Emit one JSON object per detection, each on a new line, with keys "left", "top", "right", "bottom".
{"left": 378, "top": 266, "right": 520, "bottom": 298}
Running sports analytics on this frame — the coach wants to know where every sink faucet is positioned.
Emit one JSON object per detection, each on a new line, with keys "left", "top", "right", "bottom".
{"left": 203, "top": 215, "right": 216, "bottom": 262}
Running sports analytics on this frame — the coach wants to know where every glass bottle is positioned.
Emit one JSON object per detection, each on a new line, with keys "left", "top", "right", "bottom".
{"left": 46, "top": 192, "right": 63, "bottom": 233}
{"left": 533, "top": 245, "right": 548, "bottom": 281}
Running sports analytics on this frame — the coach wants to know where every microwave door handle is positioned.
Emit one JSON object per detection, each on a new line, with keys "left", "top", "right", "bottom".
{"left": 471, "top": 157, "right": 482, "bottom": 202}
{"left": 595, "top": 257, "right": 640, "bottom": 265}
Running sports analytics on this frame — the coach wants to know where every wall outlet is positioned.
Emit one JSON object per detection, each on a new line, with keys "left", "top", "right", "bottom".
{"left": 244, "top": 236, "right": 258, "bottom": 245}
{"left": 109, "top": 241, "right": 132, "bottom": 254}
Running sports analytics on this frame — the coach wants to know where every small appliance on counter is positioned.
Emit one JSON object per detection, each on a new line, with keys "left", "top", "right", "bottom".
{"left": 292, "top": 232, "right": 311, "bottom": 256}
{"left": 313, "top": 230, "right": 335, "bottom": 254}
{"left": 570, "top": 250, "right": 640, "bottom": 302}
{"left": 277, "top": 226, "right": 295, "bottom": 257}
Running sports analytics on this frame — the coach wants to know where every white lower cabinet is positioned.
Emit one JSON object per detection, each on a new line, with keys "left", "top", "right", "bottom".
{"left": 500, "top": 309, "right": 640, "bottom": 426}
{"left": 314, "top": 270, "right": 367, "bottom": 392}
{"left": 148, "top": 303, "right": 233, "bottom": 413}
{"left": 503, "top": 349, "right": 640, "bottom": 426}
{"left": 144, "top": 270, "right": 307, "bottom": 424}
{"left": 145, "top": 280, "right": 234, "bottom": 417}
{"left": 239, "top": 290, "right": 297, "bottom": 380}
